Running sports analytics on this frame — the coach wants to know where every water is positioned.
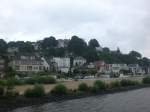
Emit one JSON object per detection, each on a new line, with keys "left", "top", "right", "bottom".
{"left": 11, "top": 88, "right": 150, "bottom": 112}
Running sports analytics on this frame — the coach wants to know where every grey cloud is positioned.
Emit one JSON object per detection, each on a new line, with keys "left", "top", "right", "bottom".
{"left": 0, "top": 0, "right": 150, "bottom": 57}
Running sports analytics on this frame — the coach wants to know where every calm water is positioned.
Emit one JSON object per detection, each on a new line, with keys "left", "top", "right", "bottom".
{"left": 11, "top": 88, "right": 150, "bottom": 112}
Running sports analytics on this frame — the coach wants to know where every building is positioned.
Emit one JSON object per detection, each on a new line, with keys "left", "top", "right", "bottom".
{"left": 57, "top": 39, "right": 70, "bottom": 48}
{"left": 41, "top": 57, "right": 50, "bottom": 71}
{"left": 7, "top": 47, "right": 19, "bottom": 54}
{"left": 52, "top": 57, "right": 70, "bottom": 73}
{"left": 108, "top": 64, "right": 129, "bottom": 74}
{"left": 128, "top": 64, "right": 145, "bottom": 75}
{"left": 0, "top": 57, "right": 5, "bottom": 77}
{"left": 95, "top": 61, "right": 106, "bottom": 73}
{"left": 73, "top": 57, "right": 86, "bottom": 67}
{"left": 10, "top": 54, "right": 45, "bottom": 73}
{"left": 31, "top": 42, "right": 39, "bottom": 51}
{"left": 87, "top": 63, "right": 95, "bottom": 69}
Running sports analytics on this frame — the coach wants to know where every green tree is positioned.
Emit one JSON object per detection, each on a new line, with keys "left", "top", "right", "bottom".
{"left": 68, "top": 36, "right": 87, "bottom": 56}
{"left": 0, "top": 39, "right": 7, "bottom": 54}
{"left": 84, "top": 47, "right": 99, "bottom": 62}
{"left": 88, "top": 39, "right": 100, "bottom": 48}
{"left": 103, "top": 47, "right": 110, "bottom": 53}
{"left": 41, "top": 36, "right": 58, "bottom": 49}
{"left": 129, "top": 51, "right": 142, "bottom": 59}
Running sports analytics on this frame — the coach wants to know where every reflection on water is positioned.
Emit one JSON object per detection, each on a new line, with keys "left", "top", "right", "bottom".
{"left": 11, "top": 88, "right": 150, "bottom": 112}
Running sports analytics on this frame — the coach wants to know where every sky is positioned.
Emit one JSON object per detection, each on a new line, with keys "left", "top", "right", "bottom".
{"left": 0, "top": 0, "right": 150, "bottom": 57}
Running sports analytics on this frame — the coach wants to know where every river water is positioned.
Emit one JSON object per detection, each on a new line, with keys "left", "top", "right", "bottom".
{"left": 11, "top": 88, "right": 150, "bottom": 112}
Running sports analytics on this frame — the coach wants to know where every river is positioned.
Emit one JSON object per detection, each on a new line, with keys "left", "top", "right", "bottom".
{"left": 11, "top": 88, "right": 150, "bottom": 112}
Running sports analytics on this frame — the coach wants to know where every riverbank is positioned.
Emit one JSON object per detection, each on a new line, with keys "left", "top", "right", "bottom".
{"left": 1, "top": 84, "right": 150, "bottom": 112}
{"left": 15, "top": 76, "right": 144, "bottom": 94}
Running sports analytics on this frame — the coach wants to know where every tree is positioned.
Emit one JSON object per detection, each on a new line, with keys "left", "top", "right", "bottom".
{"left": 129, "top": 51, "right": 142, "bottom": 59}
{"left": 55, "top": 48, "right": 66, "bottom": 57}
{"left": 139, "top": 57, "right": 150, "bottom": 67}
{"left": 19, "top": 41, "right": 35, "bottom": 53}
{"left": 0, "top": 39, "right": 7, "bottom": 54}
{"left": 8, "top": 41, "right": 35, "bottom": 53}
{"left": 103, "top": 47, "right": 110, "bottom": 53}
{"left": 68, "top": 36, "right": 87, "bottom": 56}
{"left": 88, "top": 39, "right": 100, "bottom": 48}
{"left": 41, "top": 36, "right": 58, "bottom": 49}
{"left": 84, "top": 47, "right": 99, "bottom": 62}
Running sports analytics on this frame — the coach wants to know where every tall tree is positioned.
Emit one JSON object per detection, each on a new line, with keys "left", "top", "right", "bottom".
{"left": 41, "top": 36, "right": 58, "bottom": 49}
{"left": 88, "top": 39, "right": 100, "bottom": 48}
{"left": 129, "top": 51, "right": 142, "bottom": 59}
{"left": 68, "top": 36, "right": 87, "bottom": 56}
{"left": 0, "top": 39, "right": 7, "bottom": 54}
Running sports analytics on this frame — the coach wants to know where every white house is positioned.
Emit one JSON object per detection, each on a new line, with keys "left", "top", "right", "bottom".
{"left": 128, "top": 64, "right": 145, "bottom": 75}
{"left": 41, "top": 57, "right": 50, "bottom": 71}
{"left": 87, "top": 63, "right": 95, "bottom": 69}
{"left": 108, "top": 64, "right": 129, "bottom": 74}
{"left": 52, "top": 57, "right": 70, "bottom": 73}
{"left": 73, "top": 57, "right": 86, "bottom": 67}
{"left": 57, "top": 39, "right": 69, "bottom": 48}
{"left": 7, "top": 47, "right": 19, "bottom": 53}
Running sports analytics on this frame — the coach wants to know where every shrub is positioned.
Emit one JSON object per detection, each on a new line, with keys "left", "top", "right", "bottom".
{"left": 24, "top": 84, "right": 45, "bottom": 97}
{"left": 24, "top": 77, "right": 37, "bottom": 84}
{"left": 143, "top": 76, "right": 150, "bottom": 84}
{"left": 51, "top": 84, "right": 68, "bottom": 96}
{"left": 120, "top": 79, "right": 138, "bottom": 87}
{"left": 109, "top": 81, "right": 121, "bottom": 89}
{"left": 94, "top": 80, "right": 106, "bottom": 90}
{"left": 91, "top": 80, "right": 106, "bottom": 93}
{"left": 78, "top": 83, "right": 89, "bottom": 92}
{"left": 6, "top": 78, "right": 24, "bottom": 86}
{"left": 24, "top": 76, "right": 56, "bottom": 84}
{"left": 36, "top": 76, "right": 56, "bottom": 84}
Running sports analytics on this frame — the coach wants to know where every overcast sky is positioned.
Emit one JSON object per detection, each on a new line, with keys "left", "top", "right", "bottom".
{"left": 0, "top": 0, "right": 150, "bottom": 57}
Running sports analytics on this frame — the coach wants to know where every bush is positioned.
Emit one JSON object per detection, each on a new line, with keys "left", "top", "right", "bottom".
{"left": 94, "top": 80, "right": 106, "bottom": 90}
{"left": 25, "top": 76, "right": 56, "bottom": 84}
{"left": 36, "top": 76, "right": 56, "bottom": 84}
{"left": 91, "top": 80, "right": 106, "bottom": 93}
{"left": 24, "top": 77, "right": 37, "bottom": 84}
{"left": 143, "top": 76, "right": 150, "bottom": 84}
{"left": 24, "top": 84, "right": 45, "bottom": 97}
{"left": 109, "top": 81, "right": 121, "bottom": 89}
{"left": 120, "top": 79, "right": 138, "bottom": 87}
{"left": 78, "top": 83, "right": 89, "bottom": 92}
{"left": 6, "top": 78, "right": 24, "bottom": 86}
{"left": 51, "top": 84, "right": 68, "bottom": 96}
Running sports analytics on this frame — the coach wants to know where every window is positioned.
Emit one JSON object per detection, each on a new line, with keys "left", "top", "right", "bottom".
{"left": 15, "top": 65, "right": 20, "bottom": 70}
{"left": 27, "top": 66, "right": 32, "bottom": 71}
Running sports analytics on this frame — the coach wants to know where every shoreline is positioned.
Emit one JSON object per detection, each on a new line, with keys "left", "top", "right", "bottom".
{"left": 1, "top": 84, "right": 150, "bottom": 112}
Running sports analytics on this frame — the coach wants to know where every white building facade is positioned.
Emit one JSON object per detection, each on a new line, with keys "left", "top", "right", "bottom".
{"left": 73, "top": 57, "right": 86, "bottom": 67}
{"left": 53, "top": 57, "right": 70, "bottom": 73}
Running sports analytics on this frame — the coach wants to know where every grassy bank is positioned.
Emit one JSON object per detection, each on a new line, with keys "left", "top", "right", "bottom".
{"left": 1, "top": 76, "right": 150, "bottom": 112}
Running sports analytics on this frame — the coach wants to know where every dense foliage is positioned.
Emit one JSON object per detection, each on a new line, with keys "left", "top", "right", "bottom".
{"left": 0, "top": 35, "right": 150, "bottom": 67}
{"left": 24, "top": 84, "right": 45, "bottom": 97}
{"left": 142, "top": 76, "right": 150, "bottom": 84}
{"left": 51, "top": 84, "right": 68, "bottom": 96}
{"left": 78, "top": 83, "right": 89, "bottom": 92}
